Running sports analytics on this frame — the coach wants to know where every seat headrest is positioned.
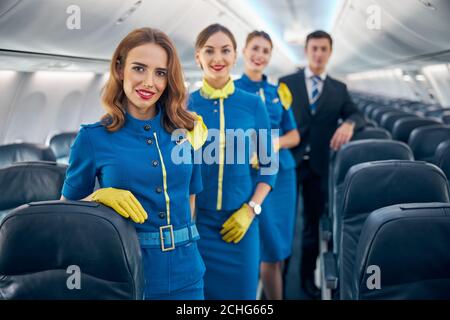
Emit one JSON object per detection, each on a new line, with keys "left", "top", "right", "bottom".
{"left": 372, "top": 108, "right": 396, "bottom": 123}
{"left": 442, "top": 115, "right": 450, "bottom": 125}
{"left": 0, "top": 161, "right": 67, "bottom": 210}
{"left": 49, "top": 132, "right": 77, "bottom": 159}
{"left": 0, "top": 200, "right": 144, "bottom": 299}
{"left": 435, "top": 140, "right": 450, "bottom": 166}
{"left": 408, "top": 125, "right": 450, "bottom": 161}
{"left": 0, "top": 143, "right": 56, "bottom": 169}
{"left": 334, "top": 140, "right": 413, "bottom": 186}
{"left": 342, "top": 160, "right": 449, "bottom": 216}
{"left": 354, "top": 203, "right": 450, "bottom": 299}
{"left": 392, "top": 118, "right": 440, "bottom": 142}
{"left": 379, "top": 111, "right": 406, "bottom": 123}
{"left": 380, "top": 114, "right": 417, "bottom": 131}
{"left": 351, "top": 128, "right": 391, "bottom": 141}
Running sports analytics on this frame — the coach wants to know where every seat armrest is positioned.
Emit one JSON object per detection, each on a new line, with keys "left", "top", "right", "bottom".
{"left": 321, "top": 252, "right": 338, "bottom": 290}
{"left": 320, "top": 215, "right": 332, "bottom": 242}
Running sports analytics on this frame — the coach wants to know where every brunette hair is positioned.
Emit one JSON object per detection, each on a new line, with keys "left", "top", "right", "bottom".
{"left": 195, "top": 23, "right": 237, "bottom": 51}
{"left": 245, "top": 30, "right": 273, "bottom": 49}
{"left": 101, "top": 27, "right": 196, "bottom": 132}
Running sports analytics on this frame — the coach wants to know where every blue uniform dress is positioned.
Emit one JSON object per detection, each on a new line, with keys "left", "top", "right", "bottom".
{"left": 188, "top": 79, "right": 276, "bottom": 299}
{"left": 62, "top": 103, "right": 206, "bottom": 300}
{"left": 236, "top": 74, "right": 298, "bottom": 262}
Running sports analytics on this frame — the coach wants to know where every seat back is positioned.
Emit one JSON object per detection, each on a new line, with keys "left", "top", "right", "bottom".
{"left": 0, "top": 143, "right": 56, "bottom": 169}
{"left": 0, "top": 161, "right": 67, "bottom": 221}
{"left": 339, "top": 160, "right": 449, "bottom": 299}
{"left": 49, "top": 132, "right": 77, "bottom": 164}
{"left": 379, "top": 112, "right": 416, "bottom": 132}
{"left": 408, "top": 125, "right": 450, "bottom": 162}
{"left": 351, "top": 128, "right": 391, "bottom": 141}
{"left": 371, "top": 107, "right": 396, "bottom": 124}
{"left": 0, "top": 200, "right": 144, "bottom": 299}
{"left": 442, "top": 115, "right": 450, "bottom": 125}
{"left": 391, "top": 118, "right": 440, "bottom": 142}
{"left": 331, "top": 141, "right": 414, "bottom": 252}
{"left": 353, "top": 203, "right": 450, "bottom": 299}
{"left": 435, "top": 140, "right": 450, "bottom": 181}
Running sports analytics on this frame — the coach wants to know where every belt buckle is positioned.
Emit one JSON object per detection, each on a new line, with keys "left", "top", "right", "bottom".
{"left": 160, "top": 225, "right": 175, "bottom": 252}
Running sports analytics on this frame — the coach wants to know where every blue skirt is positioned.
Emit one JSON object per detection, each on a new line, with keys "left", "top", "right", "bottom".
{"left": 259, "top": 168, "right": 297, "bottom": 262}
{"left": 196, "top": 208, "right": 260, "bottom": 300}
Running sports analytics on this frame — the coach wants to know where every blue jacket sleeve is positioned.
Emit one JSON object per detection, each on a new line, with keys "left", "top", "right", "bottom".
{"left": 61, "top": 127, "right": 97, "bottom": 200}
{"left": 254, "top": 97, "right": 277, "bottom": 188}
{"left": 281, "top": 107, "right": 297, "bottom": 133}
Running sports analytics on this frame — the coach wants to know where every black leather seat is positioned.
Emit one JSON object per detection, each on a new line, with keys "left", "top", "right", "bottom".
{"left": 0, "top": 143, "right": 56, "bottom": 169}
{"left": 49, "top": 132, "right": 77, "bottom": 164}
{"left": 352, "top": 203, "right": 450, "bottom": 299}
{"left": 0, "top": 161, "right": 67, "bottom": 222}
{"left": 408, "top": 125, "right": 450, "bottom": 162}
{"left": 442, "top": 115, "right": 450, "bottom": 125}
{"left": 351, "top": 127, "right": 391, "bottom": 141}
{"left": 338, "top": 161, "right": 449, "bottom": 299}
{"left": 371, "top": 107, "right": 396, "bottom": 124}
{"left": 364, "top": 104, "right": 383, "bottom": 119}
{"left": 434, "top": 140, "right": 450, "bottom": 180}
{"left": 379, "top": 112, "right": 417, "bottom": 132}
{"left": 328, "top": 141, "right": 413, "bottom": 256}
{"left": 391, "top": 118, "right": 440, "bottom": 142}
{"left": 0, "top": 200, "right": 144, "bottom": 299}
{"left": 364, "top": 119, "right": 377, "bottom": 128}
{"left": 425, "top": 107, "right": 445, "bottom": 117}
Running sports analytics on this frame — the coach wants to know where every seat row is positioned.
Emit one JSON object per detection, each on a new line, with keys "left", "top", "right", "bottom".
{"left": 319, "top": 136, "right": 450, "bottom": 299}
{"left": 0, "top": 132, "right": 77, "bottom": 169}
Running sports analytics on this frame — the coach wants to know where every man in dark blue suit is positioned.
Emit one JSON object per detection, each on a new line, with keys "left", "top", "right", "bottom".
{"left": 279, "top": 30, "right": 365, "bottom": 299}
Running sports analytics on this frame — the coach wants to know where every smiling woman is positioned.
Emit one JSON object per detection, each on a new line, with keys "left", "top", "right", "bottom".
{"left": 189, "top": 24, "right": 276, "bottom": 300}
{"left": 60, "top": 27, "right": 208, "bottom": 300}
{"left": 101, "top": 28, "right": 197, "bottom": 133}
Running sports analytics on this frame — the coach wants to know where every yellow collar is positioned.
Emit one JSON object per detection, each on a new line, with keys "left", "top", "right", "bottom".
{"left": 200, "top": 78, "right": 235, "bottom": 99}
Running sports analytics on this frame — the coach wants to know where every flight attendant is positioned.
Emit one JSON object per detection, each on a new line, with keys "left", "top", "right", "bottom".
{"left": 61, "top": 28, "right": 208, "bottom": 300}
{"left": 189, "top": 24, "right": 276, "bottom": 300}
{"left": 235, "top": 31, "right": 300, "bottom": 300}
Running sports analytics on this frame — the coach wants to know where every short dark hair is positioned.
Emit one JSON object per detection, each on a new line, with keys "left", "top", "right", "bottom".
{"left": 305, "top": 30, "right": 333, "bottom": 49}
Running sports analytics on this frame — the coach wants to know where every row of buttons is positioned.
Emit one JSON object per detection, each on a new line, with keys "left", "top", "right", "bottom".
{"left": 142, "top": 124, "right": 166, "bottom": 220}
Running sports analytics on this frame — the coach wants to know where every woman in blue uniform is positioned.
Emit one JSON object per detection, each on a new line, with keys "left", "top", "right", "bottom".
{"left": 235, "top": 31, "right": 300, "bottom": 300}
{"left": 189, "top": 24, "right": 277, "bottom": 300}
{"left": 61, "top": 28, "right": 208, "bottom": 300}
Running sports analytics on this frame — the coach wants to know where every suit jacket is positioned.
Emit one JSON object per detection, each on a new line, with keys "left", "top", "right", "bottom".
{"left": 279, "top": 68, "right": 365, "bottom": 177}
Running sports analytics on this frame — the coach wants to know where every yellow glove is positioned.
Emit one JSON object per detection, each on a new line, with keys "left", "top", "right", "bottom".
{"left": 91, "top": 187, "right": 148, "bottom": 224}
{"left": 220, "top": 204, "right": 255, "bottom": 243}
{"left": 250, "top": 152, "right": 259, "bottom": 170}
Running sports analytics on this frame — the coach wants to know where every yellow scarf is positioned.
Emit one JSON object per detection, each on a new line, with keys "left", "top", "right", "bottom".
{"left": 200, "top": 78, "right": 235, "bottom": 99}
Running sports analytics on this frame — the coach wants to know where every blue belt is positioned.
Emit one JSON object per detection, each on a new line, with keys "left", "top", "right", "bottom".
{"left": 137, "top": 224, "right": 200, "bottom": 251}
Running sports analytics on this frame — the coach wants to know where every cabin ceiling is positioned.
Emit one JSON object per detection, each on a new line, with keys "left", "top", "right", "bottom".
{"left": 0, "top": 0, "right": 448, "bottom": 78}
